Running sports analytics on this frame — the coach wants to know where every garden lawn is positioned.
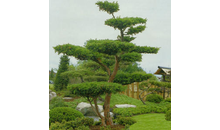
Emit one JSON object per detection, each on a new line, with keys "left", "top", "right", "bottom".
{"left": 130, "top": 113, "right": 171, "bottom": 130}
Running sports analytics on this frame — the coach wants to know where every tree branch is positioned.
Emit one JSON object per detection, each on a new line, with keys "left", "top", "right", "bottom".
{"left": 87, "top": 97, "right": 96, "bottom": 114}
{"left": 108, "top": 55, "right": 119, "bottom": 82}
{"left": 142, "top": 89, "right": 156, "bottom": 99}
{"left": 96, "top": 59, "right": 111, "bottom": 76}
{"left": 112, "top": 13, "right": 115, "bottom": 19}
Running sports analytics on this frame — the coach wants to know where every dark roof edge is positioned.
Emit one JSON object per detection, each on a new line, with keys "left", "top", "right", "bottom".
{"left": 158, "top": 66, "right": 171, "bottom": 69}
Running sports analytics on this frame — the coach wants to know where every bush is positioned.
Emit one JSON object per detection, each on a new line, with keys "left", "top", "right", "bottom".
{"left": 165, "top": 103, "right": 171, "bottom": 121}
{"left": 49, "top": 121, "right": 63, "bottom": 130}
{"left": 74, "top": 117, "right": 94, "bottom": 127}
{"left": 93, "top": 121, "right": 101, "bottom": 126}
{"left": 50, "top": 117, "right": 93, "bottom": 130}
{"left": 146, "top": 94, "right": 163, "bottom": 103}
{"left": 63, "top": 90, "right": 75, "bottom": 97}
{"left": 49, "top": 107, "right": 83, "bottom": 125}
{"left": 165, "top": 98, "right": 171, "bottom": 103}
{"left": 113, "top": 102, "right": 169, "bottom": 117}
{"left": 117, "top": 117, "right": 137, "bottom": 125}
{"left": 75, "top": 125, "right": 90, "bottom": 130}
{"left": 165, "top": 109, "right": 171, "bottom": 121}
{"left": 49, "top": 97, "right": 67, "bottom": 110}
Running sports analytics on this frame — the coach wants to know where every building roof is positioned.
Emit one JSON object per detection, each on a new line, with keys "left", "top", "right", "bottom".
{"left": 154, "top": 66, "right": 171, "bottom": 75}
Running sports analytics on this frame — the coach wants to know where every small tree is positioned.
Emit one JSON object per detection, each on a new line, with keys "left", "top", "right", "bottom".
{"left": 54, "top": 55, "right": 70, "bottom": 91}
{"left": 54, "top": 1, "right": 159, "bottom": 126}
{"left": 139, "top": 80, "right": 171, "bottom": 104}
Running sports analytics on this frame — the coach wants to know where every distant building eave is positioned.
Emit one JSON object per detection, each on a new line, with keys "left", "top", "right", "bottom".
{"left": 154, "top": 66, "right": 171, "bottom": 75}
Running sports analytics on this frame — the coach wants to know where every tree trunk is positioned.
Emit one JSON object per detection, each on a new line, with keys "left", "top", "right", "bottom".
{"left": 80, "top": 76, "right": 84, "bottom": 83}
{"left": 93, "top": 98, "right": 106, "bottom": 126}
{"left": 108, "top": 56, "right": 119, "bottom": 82}
{"left": 104, "top": 93, "right": 113, "bottom": 125}
{"left": 87, "top": 97, "right": 106, "bottom": 126}
{"left": 120, "top": 29, "right": 124, "bottom": 41}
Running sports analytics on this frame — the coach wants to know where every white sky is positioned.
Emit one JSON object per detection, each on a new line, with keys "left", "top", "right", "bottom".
{"left": 49, "top": 0, "right": 171, "bottom": 73}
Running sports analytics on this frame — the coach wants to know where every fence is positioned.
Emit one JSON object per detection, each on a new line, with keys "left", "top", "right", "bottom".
{"left": 120, "top": 82, "right": 171, "bottom": 100}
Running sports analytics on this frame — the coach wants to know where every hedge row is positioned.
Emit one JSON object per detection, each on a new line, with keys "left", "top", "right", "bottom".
{"left": 113, "top": 104, "right": 170, "bottom": 117}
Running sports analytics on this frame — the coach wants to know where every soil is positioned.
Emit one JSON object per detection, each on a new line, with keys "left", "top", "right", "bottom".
{"left": 89, "top": 125, "right": 125, "bottom": 130}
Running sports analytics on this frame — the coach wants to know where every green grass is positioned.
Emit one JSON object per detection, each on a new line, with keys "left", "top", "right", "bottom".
{"left": 130, "top": 113, "right": 171, "bottom": 130}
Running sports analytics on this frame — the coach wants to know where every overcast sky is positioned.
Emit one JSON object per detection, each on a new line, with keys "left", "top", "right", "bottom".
{"left": 49, "top": 0, "right": 171, "bottom": 73}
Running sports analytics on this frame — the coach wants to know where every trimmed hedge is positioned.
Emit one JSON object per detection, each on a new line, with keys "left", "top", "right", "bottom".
{"left": 146, "top": 94, "right": 163, "bottom": 103}
{"left": 49, "top": 107, "right": 84, "bottom": 125}
{"left": 113, "top": 105, "right": 168, "bottom": 117}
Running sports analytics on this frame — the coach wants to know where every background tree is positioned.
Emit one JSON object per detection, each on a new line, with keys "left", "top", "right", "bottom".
{"left": 139, "top": 80, "right": 171, "bottom": 104}
{"left": 49, "top": 68, "right": 55, "bottom": 81}
{"left": 54, "top": 1, "right": 159, "bottom": 126}
{"left": 54, "top": 55, "right": 70, "bottom": 91}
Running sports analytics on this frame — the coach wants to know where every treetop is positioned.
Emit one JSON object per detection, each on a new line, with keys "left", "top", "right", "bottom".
{"left": 96, "top": 1, "right": 119, "bottom": 15}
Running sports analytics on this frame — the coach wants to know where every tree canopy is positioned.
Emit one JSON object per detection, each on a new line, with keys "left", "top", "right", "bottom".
{"left": 53, "top": 1, "right": 160, "bottom": 126}
{"left": 68, "top": 82, "right": 126, "bottom": 98}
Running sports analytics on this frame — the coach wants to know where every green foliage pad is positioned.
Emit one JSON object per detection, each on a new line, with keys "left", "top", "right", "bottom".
{"left": 68, "top": 82, "right": 127, "bottom": 98}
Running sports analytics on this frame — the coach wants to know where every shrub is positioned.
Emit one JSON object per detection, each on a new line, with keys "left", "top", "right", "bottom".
{"left": 74, "top": 117, "right": 94, "bottom": 127}
{"left": 50, "top": 121, "right": 64, "bottom": 130}
{"left": 165, "top": 103, "right": 171, "bottom": 121}
{"left": 50, "top": 117, "right": 93, "bottom": 129}
{"left": 113, "top": 108, "right": 134, "bottom": 117}
{"left": 165, "top": 98, "right": 171, "bottom": 103}
{"left": 166, "top": 103, "right": 171, "bottom": 111}
{"left": 146, "top": 94, "right": 163, "bottom": 103}
{"left": 49, "top": 107, "right": 83, "bottom": 125}
{"left": 165, "top": 109, "right": 171, "bottom": 121}
{"left": 117, "top": 117, "right": 137, "bottom": 125}
{"left": 113, "top": 103, "right": 169, "bottom": 117}
{"left": 63, "top": 90, "right": 75, "bottom": 97}
{"left": 93, "top": 121, "right": 101, "bottom": 126}
{"left": 49, "top": 97, "right": 67, "bottom": 110}
{"left": 75, "top": 125, "right": 90, "bottom": 130}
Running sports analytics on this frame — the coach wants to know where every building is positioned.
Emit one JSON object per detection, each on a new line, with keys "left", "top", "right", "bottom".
{"left": 154, "top": 66, "right": 171, "bottom": 82}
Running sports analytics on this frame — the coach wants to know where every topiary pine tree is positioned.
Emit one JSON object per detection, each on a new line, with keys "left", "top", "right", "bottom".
{"left": 54, "top": 55, "right": 70, "bottom": 91}
{"left": 53, "top": 1, "right": 159, "bottom": 126}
